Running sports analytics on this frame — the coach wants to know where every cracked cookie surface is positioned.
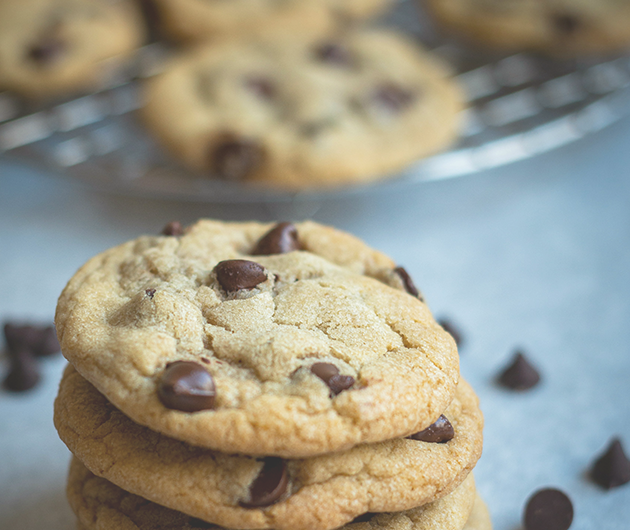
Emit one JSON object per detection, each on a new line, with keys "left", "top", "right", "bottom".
{"left": 154, "top": 0, "right": 392, "bottom": 43}
{"left": 54, "top": 366, "right": 482, "bottom": 530}
{"left": 425, "top": 0, "right": 630, "bottom": 55}
{"left": 67, "top": 456, "right": 479, "bottom": 530}
{"left": 55, "top": 220, "right": 459, "bottom": 457}
{"left": 141, "top": 29, "right": 463, "bottom": 189}
{"left": 0, "top": 0, "right": 145, "bottom": 99}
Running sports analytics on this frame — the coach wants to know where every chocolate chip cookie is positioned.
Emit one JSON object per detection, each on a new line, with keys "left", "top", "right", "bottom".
{"left": 425, "top": 0, "right": 630, "bottom": 55}
{"left": 55, "top": 365, "right": 482, "bottom": 530}
{"left": 0, "top": 0, "right": 145, "bottom": 99}
{"left": 55, "top": 220, "right": 460, "bottom": 458}
{"left": 67, "top": 456, "right": 482, "bottom": 530}
{"left": 154, "top": 0, "right": 392, "bottom": 43}
{"left": 141, "top": 29, "right": 463, "bottom": 189}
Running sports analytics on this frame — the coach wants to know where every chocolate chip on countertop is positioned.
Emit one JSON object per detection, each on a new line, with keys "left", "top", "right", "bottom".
{"left": 211, "top": 137, "right": 264, "bottom": 181}
{"left": 4, "top": 323, "right": 59, "bottom": 357}
{"left": 590, "top": 438, "right": 630, "bottom": 489}
{"left": 314, "top": 42, "right": 354, "bottom": 66}
{"left": 437, "top": 318, "right": 463, "bottom": 348}
{"left": 161, "top": 221, "right": 184, "bottom": 236}
{"left": 372, "top": 83, "right": 415, "bottom": 113}
{"left": 2, "top": 350, "right": 41, "bottom": 392}
{"left": 393, "top": 267, "right": 422, "bottom": 299}
{"left": 311, "top": 362, "right": 355, "bottom": 395}
{"left": 241, "top": 457, "right": 289, "bottom": 508}
{"left": 214, "top": 260, "right": 267, "bottom": 292}
{"left": 253, "top": 222, "right": 300, "bottom": 255}
{"left": 497, "top": 351, "right": 541, "bottom": 390}
{"left": 524, "top": 488, "right": 573, "bottom": 530}
{"left": 409, "top": 414, "right": 455, "bottom": 443}
{"left": 158, "top": 361, "right": 216, "bottom": 412}
{"left": 28, "top": 36, "right": 65, "bottom": 66}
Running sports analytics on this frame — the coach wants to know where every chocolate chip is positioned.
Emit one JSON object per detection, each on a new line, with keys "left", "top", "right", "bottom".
{"left": 393, "top": 267, "right": 421, "bottom": 299}
{"left": 210, "top": 137, "right": 263, "bottom": 181}
{"left": 497, "top": 351, "right": 541, "bottom": 390}
{"left": 311, "top": 362, "right": 355, "bottom": 396}
{"left": 35, "top": 326, "right": 60, "bottom": 357}
{"left": 524, "top": 488, "right": 573, "bottom": 530}
{"left": 241, "top": 457, "right": 288, "bottom": 508}
{"left": 214, "top": 260, "right": 267, "bottom": 292}
{"left": 372, "top": 84, "right": 415, "bottom": 113}
{"left": 437, "top": 318, "right": 463, "bottom": 348}
{"left": 28, "top": 36, "right": 65, "bottom": 66}
{"left": 409, "top": 415, "right": 454, "bottom": 443}
{"left": 253, "top": 222, "right": 300, "bottom": 255}
{"left": 590, "top": 438, "right": 630, "bottom": 490}
{"left": 552, "top": 14, "right": 580, "bottom": 35}
{"left": 145, "top": 288, "right": 156, "bottom": 299}
{"left": 161, "top": 221, "right": 184, "bottom": 236}
{"left": 3, "top": 350, "right": 41, "bottom": 392}
{"left": 158, "top": 361, "right": 216, "bottom": 412}
{"left": 4, "top": 323, "right": 59, "bottom": 357}
{"left": 244, "top": 76, "right": 276, "bottom": 100}
{"left": 314, "top": 42, "right": 353, "bottom": 66}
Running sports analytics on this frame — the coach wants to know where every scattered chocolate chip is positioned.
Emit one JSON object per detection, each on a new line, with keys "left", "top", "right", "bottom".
{"left": 552, "top": 13, "right": 580, "bottom": 35}
{"left": 241, "top": 457, "right": 289, "bottom": 508}
{"left": 4, "top": 323, "right": 59, "bottom": 357}
{"left": 393, "top": 267, "right": 421, "bottom": 298}
{"left": 314, "top": 42, "right": 353, "bottom": 66}
{"left": 437, "top": 318, "right": 463, "bottom": 348}
{"left": 590, "top": 438, "right": 630, "bottom": 490}
{"left": 2, "top": 350, "right": 41, "bottom": 392}
{"left": 28, "top": 36, "right": 65, "bottom": 66}
{"left": 253, "top": 222, "right": 300, "bottom": 255}
{"left": 244, "top": 75, "right": 276, "bottom": 100}
{"left": 214, "top": 260, "right": 267, "bottom": 292}
{"left": 210, "top": 137, "right": 264, "bottom": 181}
{"left": 524, "top": 488, "right": 573, "bottom": 530}
{"left": 145, "top": 288, "right": 156, "bottom": 299}
{"left": 409, "top": 415, "right": 455, "bottom": 443}
{"left": 311, "top": 362, "right": 355, "bottom": 396}
{"left": 158, "top": 361, "right": 216, "bottom": 412}
{"left": 161, "top": 221, "right": 184, "bottom": 236}
{"left": 372, "top": 83, "right": 415, "bottom": 113}
{"left": 497, "top": 351, "right": 541, "bottom": 390}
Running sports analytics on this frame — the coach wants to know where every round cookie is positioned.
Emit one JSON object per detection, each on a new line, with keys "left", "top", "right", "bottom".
{"left": 462, "top": 494, "right": 492, "bottom": 530}
{"left": 67, "top": 457, "right": 479, "bottom": 530}
{"left": 424, "top": 0, "right": 630, "bottom": 56}
{"left": 154, "top": 0, "right": 393, "bottom": 43}
{"left": 0, "top": 0, "right": 145, "bottom": 99}
{"left": 141, "top": 29, "right": 463, "bottom": 189}
{"left": 55, "top": 220, "right": 460, "bottom": 457}
{"left": 54, "top": 366, "right": 483, "bottom": 530}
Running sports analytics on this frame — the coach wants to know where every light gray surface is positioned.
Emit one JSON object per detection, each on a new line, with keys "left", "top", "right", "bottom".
{"left": 1, "top": 117, "right": 630, "bottom": 530}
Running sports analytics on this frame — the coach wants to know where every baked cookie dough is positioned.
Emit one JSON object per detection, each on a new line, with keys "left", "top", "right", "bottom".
{"left": 425, "top": 0, "right": 630, "bottom": 56}
{"left": 141, "top": 29, "right": 463, "bottom": 189}
{"left": 154, "top": 0, "right": 392, "bottom": 43}
{"left": 0, "top": 0, "right": 145, "bottom": 99}
{"left": 67, "top": 457, "right": 480, "bottom": 530}
{"left": 55, "top": 366, "right": 482, "bottom": 530}
{"left": 55, "top": 220, "right": 459, "bottom": 458}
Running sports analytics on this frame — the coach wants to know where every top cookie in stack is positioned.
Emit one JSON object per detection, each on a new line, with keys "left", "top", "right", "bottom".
{"left": 53, "top": 219, "right": 486, "bottom": 530}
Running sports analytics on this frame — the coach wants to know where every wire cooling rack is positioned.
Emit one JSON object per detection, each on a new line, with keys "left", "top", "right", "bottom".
{"left": 1, "top": 0, "right": 630, "bottom": 202}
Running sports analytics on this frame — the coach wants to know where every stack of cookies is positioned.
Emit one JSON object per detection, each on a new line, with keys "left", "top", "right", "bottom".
{"left": 53, "top": 220, "right": 490, "bottom": 530}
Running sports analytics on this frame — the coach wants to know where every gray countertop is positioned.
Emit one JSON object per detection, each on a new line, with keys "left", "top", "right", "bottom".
{"left": 1, "top": 117, "right": 630, "bottom": 530}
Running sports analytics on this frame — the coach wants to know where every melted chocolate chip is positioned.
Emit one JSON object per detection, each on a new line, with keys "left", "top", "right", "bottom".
{"left": 4, "top": 323, "right": 59, "bottom": 357}
{"left": 590, "top": 438, "right": 630, "bottom": 490}
{"left": 145, "top": 288, "right": 156, "bottom": 299}
{"left": 314, "top": 42, "right": 353, "bottom": 66}
{"left": 409, "top": 415, "right": 454, "bottom": 443}
{"left": 311, "top": 362, "right": 355, "bottom": 395}
{"left": 497, "top": 351, "right": 541, "bottom": 391}
{"left": 552, "top": 13, "right": 580, "bottom": 35}
{"left": 372, "top": 84, "right": 415, "bottom": 113}
{"left": 214, "top": 260, "right": 267, "bottom": 292}
{"left": 253, "top": 222, "right": 300, "bottom": 255}
{"left": 2, "top": 350, "right": 41, "bottom": 392}
{"left": 437, "top": 318, "right": 463, "bottom": 348}
{"left": 244, "top": 76, "right": 276, "bottom": 100}
{"left": 211, "top": 137, "right": 263, "bottom": 181}
{"left": 241, "top": 457, "right": 288, "bottom": 508}
{"left": 393, "top": 267, "right": 421, "bottom": 298}
{"left": 28, "top": 36, "right": 65, "bottom": 66}
{"left": 158, "top": 361, "right": 216, "bottom": 412}
{"left": 524, "top": 488, "right": 573, "bottom": 530}
{"left": 161, "top": 221, "right": 184, "bottom": 236}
